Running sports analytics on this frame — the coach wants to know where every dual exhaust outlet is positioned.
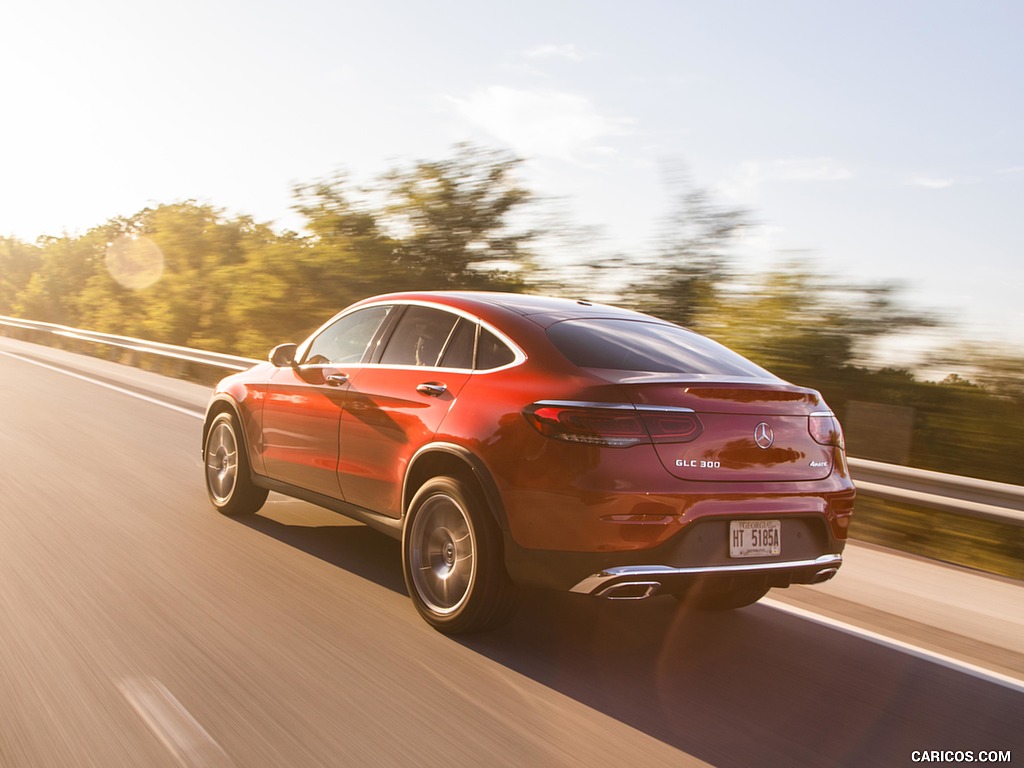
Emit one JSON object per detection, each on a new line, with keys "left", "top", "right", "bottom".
{"left": 590, "top": 562, "right": 842, "bottom": 601}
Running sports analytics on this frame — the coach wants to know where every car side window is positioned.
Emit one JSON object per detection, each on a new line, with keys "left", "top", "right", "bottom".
{"left": 303, "top": 305, "right": 393, "bottom": 365}
{"left": 379, "top": 305, "right": 461, "bottom": 367}
{"left": 477, "top": 328, "right": 516, "bottom": 370}
{"left": 438, "top": 318, "right": 476, "bottom": 370}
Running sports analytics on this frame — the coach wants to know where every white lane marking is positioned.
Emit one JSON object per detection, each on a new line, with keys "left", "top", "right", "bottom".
{"left": 118, "top": 677, "right": 234, "bottom": 768}
{"left": 0, "top": 350, "right": 204, "bottom": 419}
{"left": 762, "top": 597, "right": 1024, "bottom": 694}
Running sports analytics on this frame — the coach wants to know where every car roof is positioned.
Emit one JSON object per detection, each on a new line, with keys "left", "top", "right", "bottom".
{"left": 359, "top": 291, "right": 660, "bottom": 327}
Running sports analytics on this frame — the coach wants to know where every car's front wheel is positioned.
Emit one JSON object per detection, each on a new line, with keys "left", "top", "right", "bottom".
{"left": 204, "top": 411, "right": 268, "bottom": 516}
{"left": 402, "top": 476, "right": 517, "bottom": 634}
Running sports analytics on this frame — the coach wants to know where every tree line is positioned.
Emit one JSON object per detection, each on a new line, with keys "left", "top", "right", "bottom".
{"left": 1, "top": 144, "right": 1021, "bottom": 484}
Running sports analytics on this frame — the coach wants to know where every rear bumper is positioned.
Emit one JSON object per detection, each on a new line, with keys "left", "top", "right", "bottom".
{"left": 503, "top": 512, "right": 847, "bottom": 594}
{"left": 569, "top": 553, "right": 842, "bottom": 599}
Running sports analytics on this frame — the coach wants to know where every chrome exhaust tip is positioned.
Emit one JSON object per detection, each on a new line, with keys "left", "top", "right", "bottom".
{"left": 810, "top": 567, "right": 839, "bottom": 584}
{"left": 595, "top": 581, "right": 661, "bottom": 600}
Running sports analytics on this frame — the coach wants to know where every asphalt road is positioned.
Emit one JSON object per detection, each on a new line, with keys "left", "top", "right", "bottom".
{"left": 1, "top": 337, "right": 1022, "bottom": 768}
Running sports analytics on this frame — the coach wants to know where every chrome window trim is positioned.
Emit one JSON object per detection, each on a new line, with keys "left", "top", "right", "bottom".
{"left": 295, "top": 299, "right": 527, "bottom": 374}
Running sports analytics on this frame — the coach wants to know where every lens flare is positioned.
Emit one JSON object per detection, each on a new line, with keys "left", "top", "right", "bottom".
{"left": 105, "top": 236, "right": 164, "bottom": 290}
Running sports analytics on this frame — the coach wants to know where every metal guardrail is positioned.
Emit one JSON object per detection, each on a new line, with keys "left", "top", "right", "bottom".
{"left": 3, "top": 314, "right": 1023, "bottom": 527}
{"left": 0, "top": 315, "right": 258, "bottom": 371}
{"left": 849, "top": 458, "right": 1024, "bottom": 526}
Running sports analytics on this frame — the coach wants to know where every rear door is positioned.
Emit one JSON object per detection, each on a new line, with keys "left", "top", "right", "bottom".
{"left": 337, "top": 306, "right": 475, "bottom": 517}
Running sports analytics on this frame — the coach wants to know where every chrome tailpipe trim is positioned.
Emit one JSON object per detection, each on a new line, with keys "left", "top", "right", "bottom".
{"left": 570, "top": 554, "right": 843, "bottom": 596}
{"left": 595, "top": 581, "right": 661, "bottom": 600}
{"left": 810, "top": 567, "right": 839, "bottom": 584}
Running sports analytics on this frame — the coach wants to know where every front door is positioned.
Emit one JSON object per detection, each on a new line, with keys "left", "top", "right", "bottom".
{"left": 260, "top": 304, "right": 394, "bottom": 498}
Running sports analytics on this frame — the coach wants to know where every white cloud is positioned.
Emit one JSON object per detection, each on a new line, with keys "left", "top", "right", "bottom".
{"left": 716, "top": 158, "right": 853, "bottom": 200}
{"left": 449, "top": 86, "right": 631, "bottom": 164}
{"left": 776, "top": 158, "right": 854, "bottom": 182}
{"left": 735, "top": 223, "right": 789, "bottom": 252}
{"left": 523, "top": 44, "right": 584, "bottom": 62}
{"left": 905, "top": 175, "right": 956, "bottom": 189}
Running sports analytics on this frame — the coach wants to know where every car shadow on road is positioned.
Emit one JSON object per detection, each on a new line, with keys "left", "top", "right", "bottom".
{"left": 459, "top": 589, "right": 1022, "bottom": 767}
{"left": 233, "top": 499, "right": 409, "bottom": 596}
{"left": 230, "top": 501, "right": 1021, "bottom": 767}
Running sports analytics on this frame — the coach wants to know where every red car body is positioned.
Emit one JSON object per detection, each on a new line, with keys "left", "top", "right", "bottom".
{"left": 203, "top": 292, "right": 855, "bottom": 632}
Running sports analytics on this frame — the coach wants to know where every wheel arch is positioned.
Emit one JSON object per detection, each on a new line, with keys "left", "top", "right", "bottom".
{"left": 202, "top": 395, "right": 246, "bottom": 459}
{"left": 403, "top": 443, "right": 509, "bottom": 532}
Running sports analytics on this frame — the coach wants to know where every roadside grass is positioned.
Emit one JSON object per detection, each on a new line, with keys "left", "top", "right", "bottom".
{"left": 850, "top": 496, "right": 1023, "bottom": 581}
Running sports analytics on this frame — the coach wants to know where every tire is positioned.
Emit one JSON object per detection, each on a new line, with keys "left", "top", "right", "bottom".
{"left": 402, "top": 476, "right": 518, "bottom": 634}
{"left": 204, "top": 411, "right": 268, "bottom": 516}
{"left": 676, "top": 578, "right": 769, "bottom": 611}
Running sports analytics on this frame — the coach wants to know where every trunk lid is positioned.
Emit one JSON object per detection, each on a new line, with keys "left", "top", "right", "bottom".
{"left": 619, "top": 376, "right": 836, "bottom": 482}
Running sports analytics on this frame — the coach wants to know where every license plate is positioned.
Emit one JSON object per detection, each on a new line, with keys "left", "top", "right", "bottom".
{"left": 729, "top": 520, "right": 781, "bottom": 558}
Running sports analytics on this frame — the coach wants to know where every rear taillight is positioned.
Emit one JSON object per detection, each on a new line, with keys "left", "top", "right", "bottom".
{"left": 809, "top": 412, "right": 845, "bottom": 449}
{"left": 523, "top": 404, "right": 646, "bottom": 447}
{"left": 523, "top": 402, "right": 703, "bottom": 448}
{"left": 637, "top": 410, "right": 704, "bottom": 444}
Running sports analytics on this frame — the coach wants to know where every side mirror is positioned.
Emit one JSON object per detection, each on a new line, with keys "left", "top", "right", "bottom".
{"left": 269, "top": 343, "right": 298, "bottom": 367}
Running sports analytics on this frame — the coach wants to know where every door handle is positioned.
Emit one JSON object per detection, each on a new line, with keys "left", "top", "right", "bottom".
{"left": 416, "top": 382, "right": 447, "bottom": 397}
{"left": 325, "top": 372, "right": 350, "bottom": 387}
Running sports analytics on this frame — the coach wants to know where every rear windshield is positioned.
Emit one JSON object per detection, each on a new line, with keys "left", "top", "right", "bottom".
{"left": 547, "top": 319, "right": 772, "bottom": 377}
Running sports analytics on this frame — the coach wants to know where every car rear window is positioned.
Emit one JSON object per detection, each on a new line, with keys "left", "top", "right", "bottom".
{"left": 547, "top": 319, "right": 772, "bottom": 377}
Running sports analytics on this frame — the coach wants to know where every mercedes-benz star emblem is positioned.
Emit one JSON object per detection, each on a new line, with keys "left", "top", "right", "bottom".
{"left": 754, "top": 422, "right": 774, "bottom": 449}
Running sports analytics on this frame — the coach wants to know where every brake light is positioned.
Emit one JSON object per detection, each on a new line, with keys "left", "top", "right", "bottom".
{"left": 638, "top": 411, "right": 703, "bottom": 444}
{"left": 809, "top": 412, "right": 845, "bottom": 449}
{"left": 523, "top": 404, "right": 646, "bottom": 447}
{"left": 523, "top": 402, "right": 703, "bottom": 448}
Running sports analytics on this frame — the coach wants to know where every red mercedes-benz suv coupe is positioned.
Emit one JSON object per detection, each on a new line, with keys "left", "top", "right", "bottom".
{"left": 203, "top": 292, "right": 855, "bottom": 633}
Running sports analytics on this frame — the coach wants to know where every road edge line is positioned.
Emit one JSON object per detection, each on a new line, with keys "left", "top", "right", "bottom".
{"left": 0, "top": 349, "right": 204, "bottom": 419}
{"left": 762, "top": 596, "right": 1024, "bottom": 694}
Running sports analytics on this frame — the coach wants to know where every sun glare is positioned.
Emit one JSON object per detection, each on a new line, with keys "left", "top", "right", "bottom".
{"left": 105, "top": 235, "right": 164, "bottom": 290}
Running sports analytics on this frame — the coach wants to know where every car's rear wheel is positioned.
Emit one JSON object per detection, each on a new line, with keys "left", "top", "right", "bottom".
{"left": 403, "top": 476, "right": 517, "bottom": 634}
{"left": 204, "top": 411, "right": 268, "bottom": 516}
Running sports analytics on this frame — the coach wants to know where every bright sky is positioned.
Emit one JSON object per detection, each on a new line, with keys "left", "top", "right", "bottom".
{"left": 2, "top": 0, "right": 1022, "bottom": 356}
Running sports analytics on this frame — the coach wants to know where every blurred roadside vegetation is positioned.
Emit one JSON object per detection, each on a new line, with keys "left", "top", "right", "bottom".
{"left": 849, "top": 496, "right": 1022, "bottom": 581}
{"left": 2, "top": 144, "right": 1022, "bottom": 491}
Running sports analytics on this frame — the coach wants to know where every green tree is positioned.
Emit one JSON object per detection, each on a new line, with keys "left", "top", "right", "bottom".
{"left": 927, "top": 345, "right": 1024, "bottom": 406}
{"left": 219, "top": 228, "right": 334, "bottom": 356}
{"left": 293, "top": 145, "right": 536, "bottom": 297}
{"left": 133, "top": 203, "right": 251, "bottom": 347}
{"left": 14, "top": 231, "right": 107, "bottom": 325}
{"left": 65, "top": 203, "right": 265, "bottom": 352}
{"left": 291, "top": 171, "right": 402, "bottom": 310}
{"left": 619, "top": 172, "right": 749, "bottom": 326}
{"left": 697, "top": 264, "right": 936, "bottom": 380}
{"left": 377, "top": 143, "right": 535, "bottom": 290}
{"left": 0, "top": 237, "right": 42, "bottom": 314}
